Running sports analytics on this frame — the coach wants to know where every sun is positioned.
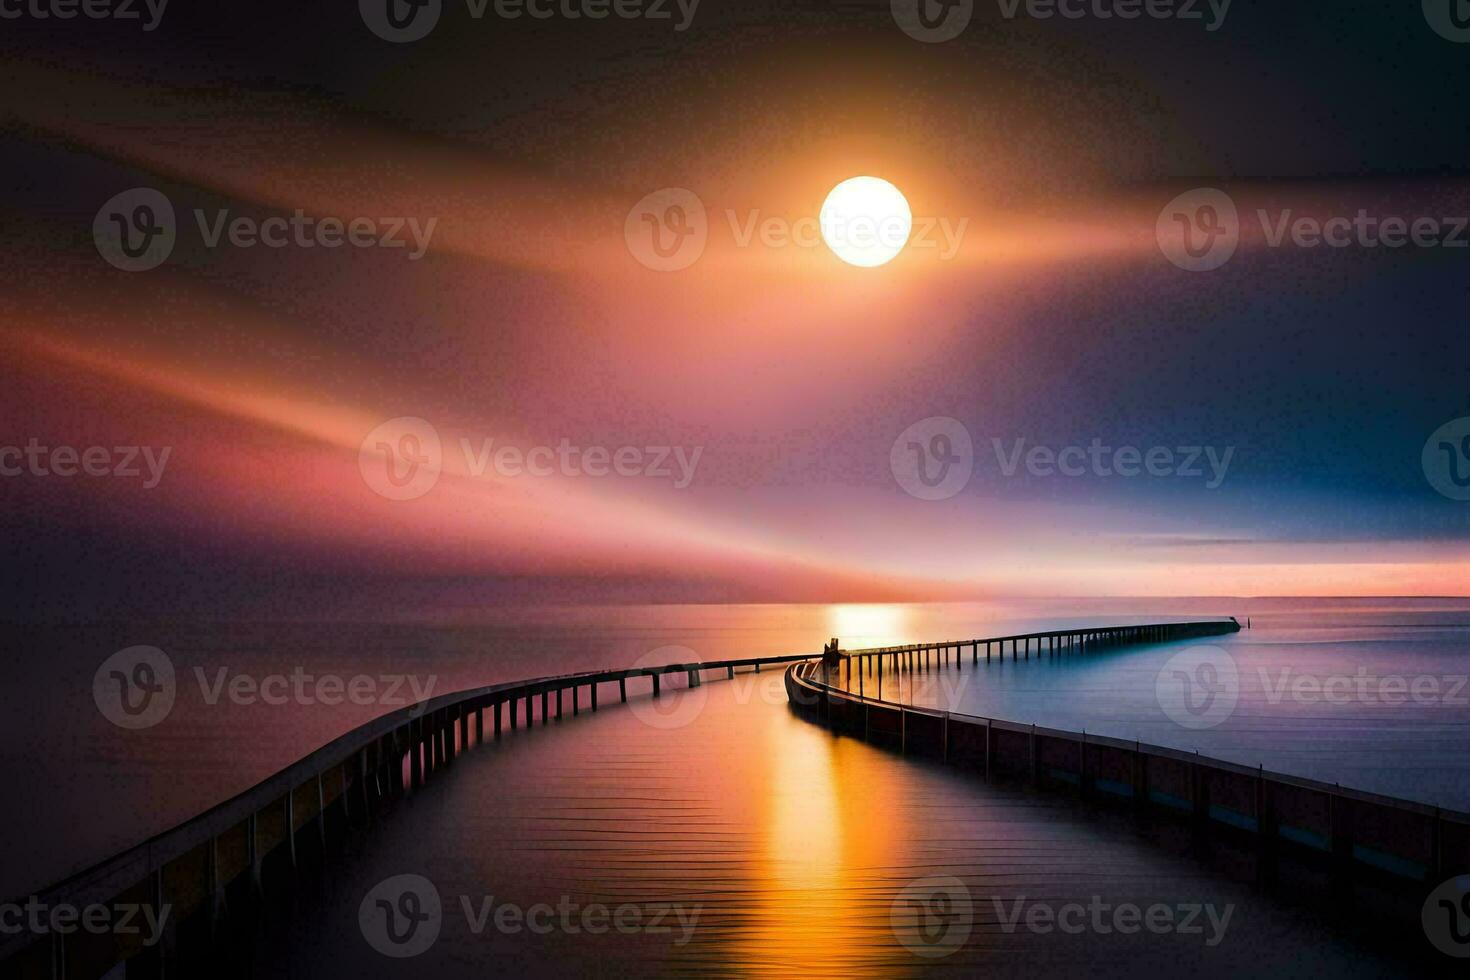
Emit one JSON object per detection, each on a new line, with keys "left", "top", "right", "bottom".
{"left": 819, "top": 176, "right": 913, "bottom": 268}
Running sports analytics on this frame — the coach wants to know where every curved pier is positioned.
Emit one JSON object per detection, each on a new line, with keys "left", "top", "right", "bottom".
{"left": 0, "top": 653, "right": 811, "bottom": 978}
{"left": 785, "top": 620, "right": 1470, "bottom": 899}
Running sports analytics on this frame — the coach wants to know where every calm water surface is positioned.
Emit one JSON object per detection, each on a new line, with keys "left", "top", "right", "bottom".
{"left": 5, "top": 597, "right": 1467, "bottom": 909}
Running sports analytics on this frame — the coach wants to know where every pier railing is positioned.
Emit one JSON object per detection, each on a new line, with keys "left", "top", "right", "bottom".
{"left": 0, "top": 652, "right": 812, "bottom": 978}
{"left": 785, "top": 620, "right": 1470, "bottom": 889}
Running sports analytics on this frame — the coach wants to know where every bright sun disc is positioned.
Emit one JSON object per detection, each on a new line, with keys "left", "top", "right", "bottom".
{"left": 819, "top": 176, "right": 912, "bottom": 268}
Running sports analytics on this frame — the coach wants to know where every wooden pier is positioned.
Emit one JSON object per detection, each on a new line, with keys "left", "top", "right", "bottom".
{"left": 785, "top": 619, "right": 1470, "bottom": 897}
{"left": 0, "top": 653, "right": 808, "bottom": 979}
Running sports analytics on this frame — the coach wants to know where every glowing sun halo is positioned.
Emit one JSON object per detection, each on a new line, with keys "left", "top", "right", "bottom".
{"left": 819, "top": 176, "right": 913, "bottom": 268}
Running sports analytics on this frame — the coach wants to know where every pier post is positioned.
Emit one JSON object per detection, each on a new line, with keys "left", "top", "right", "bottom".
{"left": 557, "top": 687, "right": 564, "bottom": 718}
{"left": 573, "top": 686, "right": 579, "bottom": 716}
{"left": 460, "top": 707, "right": 469, "bottom": 751}
{"left": 494, "top": 700, "right": 503, "bottom": 740}
{"left": 316, "top": 772, "right": 327, "bottom": 846}
{"left": 475, "top": 707, "right": 484, "bottom": 744}
{"left": 207, "top": 835, "right": 222, "bottom": 938}
{"left": 653, "top": 673, "right": 661, "bottom": 698}
{"left": 286, "top": 790, "right": 297, "bottom": 870}
{"left": 510, "top": 697, "right": 518, "bottom": 731}
{"left": 1078, "top": 732, "right": 1088, "bottom": 799}
{"left": 983, "top": 720, "right": 992, "bottom": 781}
{"left": 1329, "top": 790, "right": 1353, "bottom": 878}
{"left": 411, "top": 721, "right": 423, "bottom": 787}
{"left": 619, "top": 677, "right": 627, "bottom": 702}
{"left": 247, "top": 811, "right": 261, "bottom": 899}
{"left": 542, "top": 690, "right": 549, "bottom": 724}
{"left": 592, "top": 682, "right": 598, "bottom": 711}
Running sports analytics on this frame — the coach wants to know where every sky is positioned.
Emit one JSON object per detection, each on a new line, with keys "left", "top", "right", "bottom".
{"left": 1, "top": 1, "right": 1468, "bottom": 619}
